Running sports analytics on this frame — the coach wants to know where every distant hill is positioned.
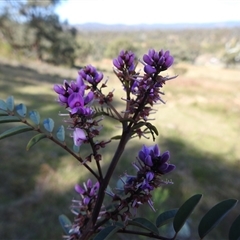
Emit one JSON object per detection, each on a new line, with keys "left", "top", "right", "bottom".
{"left": 74, "top": 21, "right": 240, "bottom": 31}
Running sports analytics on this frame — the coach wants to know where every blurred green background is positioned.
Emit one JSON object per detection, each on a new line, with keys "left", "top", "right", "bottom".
{"left": 1, "top": 1, "right": 240, "bottom": 239}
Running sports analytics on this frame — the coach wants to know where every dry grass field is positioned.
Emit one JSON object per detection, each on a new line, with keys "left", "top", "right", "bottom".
{"left": 0, "top": 46, "right": 240, "bottom": 239}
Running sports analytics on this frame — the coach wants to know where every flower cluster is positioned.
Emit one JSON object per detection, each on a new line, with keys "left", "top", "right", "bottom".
{"left": 53, "top": 49, "right": 176, "bottom": 237}
{"left": 123, "top": 144, "right": 175, "bottom": 210}
{"left": 78, "top": 65, "right": 103, "bottom": 88}
{"left": 68, "top": 179, "right": 104, "bottom": 239}
{"left": 143, "top": 49, "right": 174, "bottom": 75}
{"left": 53, "top": 76, "right": 94, "bottom": 116}
{"left": 112, "top": 49, "right": 175, "bottom": 123}
{"left": 113, "top": 50, "right": 135, "bottom": 73}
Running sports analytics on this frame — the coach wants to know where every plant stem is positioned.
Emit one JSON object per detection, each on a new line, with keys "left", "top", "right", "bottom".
{"left": 23, "top": 119, "right": 99, "bottom": 180}
{"left": 80, "top": 128, "right": 131, "bottom": 240}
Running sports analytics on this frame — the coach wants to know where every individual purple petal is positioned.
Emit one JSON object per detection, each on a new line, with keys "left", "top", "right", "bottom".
{"left": 83, "top": 197, "right": 90, "bottom": 205}
{"left": 148, "top": 49, "right": 155, "bottom": 58}
{"left": 158, "top": 163, "right": 169, "bottom": 173}
{"left": 153, "top": 51, "right": 159, "bottom": 62}
{"left": 78, "top": 69, "right": 87, "bottom": 79}
{"left": 143, "top": 54, "right": 153, "bottom": 65}
{"left": 157, "top": 56, "right": 164, "bottom": 66}
{"left": 113, "top": 58, "right": 121, "bottom": 69}
{"left": 160, "top": 151, "right": 170, "bottom": 163}
{"left": 75, "top": 184, "right": 85, "bottom": 194}
{"left": 58, "top": 95, "right": 68, "bottom": 104}
{"left": 138, "top": 150, "right": 146, "bottom": 161}
{"left": 164, "top": 164, "right": 176, "bottom": 174}
{"left": 95, "top": 72, "right": 103, "bottom": 83}
{"left": 73, "top": 128, "right": 87, "bottom": 146}
{"left": 145, "top": 155, "right": 153, "bottom": 166}
{"left": 146, "top": 171, "right": 154, "bottom": 181}
{"left": 53, "top": 84, "right": 65, "bottom": 94}
{"left": 164, "top": 56, "right": 174, "bottom": 69}
{"left": 87, "top": 179, "right": 92, "bottom": 188}
{"left": 164, "top": 50, "right": 170, "bottom": 58}
{"left": 152, "top": 144, "right": 160, "bottom": 157}
{"left": 144, "top": 65, "right": 156, "bottom": 75}
{"left": 84, "top": 91, "right": 94, "bottom": 105}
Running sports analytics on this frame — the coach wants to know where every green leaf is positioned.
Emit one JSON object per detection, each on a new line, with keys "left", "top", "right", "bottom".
{"left": 26, "top": 133, "right": 47, "bottom": 151}
{"left": 156, "top": 209, "right": 178, "bottom": 228}
{"left": 93, "top": 225, "right": 120, "bottom": 240}
{"left": 0, "top": 116, "right": 21, "bottom": 123}
{"left": 6, "top": 96, "right": 14, "bottom": 111}
{"left": 173, "top": 194, "right": 202, "bottom": 233}
{"left": 132, "top": 121, "right": 146, "bottom": 130}
{"left": 0, "top": 99, "right": 8, "bottom": 111}
{"left": 56, "top": 125, "right": 65, "bottom": 142}
{"left": 0, "top": 125, "right": 33, "bottom": 140}
{"left": 29, "top": 110, "right": 40, "bottom": 125}
{"left": 0, "top": 110, "right": 8, "bottom": 116}
{"left": 59, "top": 214, "right": 72, "bottom": 235}
{"left": 198, "top": 199, "right": 238, "bottom": 239}
{"left": 129, "top": 217, "right": 159, "bottom": 235}
{"left": 111, "top": 135, "right": 122, "bottom": 140}
{"left": 146, "top": 122, "right": 159, "bottom": 136}
{"left": 229, "top": 214, "right": 240, "bottom": 240}
{"left": 16, "top": 103, "right": 27, "bottom": 117}
{"left": 43, "top": 118, "right": 54, "bottom": 132}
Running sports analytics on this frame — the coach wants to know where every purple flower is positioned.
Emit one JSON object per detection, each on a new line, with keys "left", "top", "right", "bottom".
{"left": 78, "top": 65, "right": 103, "bottom": 85}
{"left": 143, "top": 49, "right": 174, "bottom": 74}
{"left": 73, "top": 128, "right": 87, "bottom": 146}
{"left": 141, "top": 172, "right": 154, "bottom": 191}
{"left": 138, "top": 144, "right": 175, "bottom": 175}
{"left": 54, "top": 74, "right": 95, "bottom": 115}
{"left": 113, "top": 50, "right": 135, "bottom": 72}
{"left": 73, "top": 179, "right": 100, "bottom": 210}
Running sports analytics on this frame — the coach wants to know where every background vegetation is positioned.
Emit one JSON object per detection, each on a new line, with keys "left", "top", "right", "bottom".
{"left": 0, "top": 1, "right": 240, "bottom": 239}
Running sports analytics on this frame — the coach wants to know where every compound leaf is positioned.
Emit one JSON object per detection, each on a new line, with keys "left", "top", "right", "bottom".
{"left": 0, "top": 125, "right": 33, "bottom": 140}
{"left": 26, "top": 133, "right": 47, "bottom": 150}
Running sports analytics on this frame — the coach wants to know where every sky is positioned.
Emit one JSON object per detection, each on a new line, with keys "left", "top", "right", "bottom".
{"left": 55, "top": 0, "right": 240, "bottom": 25}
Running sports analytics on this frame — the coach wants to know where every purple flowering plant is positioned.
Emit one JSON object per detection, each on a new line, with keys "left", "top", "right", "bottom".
{"left": 1, "top": 49, "right": 240, "bottom": 240}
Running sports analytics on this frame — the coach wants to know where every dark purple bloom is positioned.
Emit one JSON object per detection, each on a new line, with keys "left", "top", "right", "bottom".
{"left": 141, "top": 172, "right": 154, "bottom": 191}
{"left": 138, "top": 144, "right": 175, "bottom": 175}
{"left": 78, "top": 65, "right": 103, "bottom": 85}
{"left": 54, "top": 73, "right": 95, "bottom": 115}
{"left": 143, "top": 49, "right": 174, "bottom": 74}
{"left": 113, "top": 50, "right": 135, "bottom": 72}
{"left": 75, "top": 179, "right": 99, "bottom": 197}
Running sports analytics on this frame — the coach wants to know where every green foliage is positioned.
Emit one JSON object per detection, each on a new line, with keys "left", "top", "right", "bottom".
{"left": 229, "top": 214, "right": 240, "bottom": 240}
{"left": 26, "top": 133, "right": 47, "bottom": 151}
{"left": 0, "top": 125, "right": 33, "bottom": 140}
{"left": 129, "top": 218, "right": 159, "bottom": 235}
{"left": 198, "top": 199, "right": 238, "bottom": 238}
{"left": 0, "top": 0, "right": 79, "bottom": 66}
{"left": 59, "top": 214, "right": 72, "bottom": 235}
{"left": 173, "top": 194, "right": 202, "bottom": 234}
{"left": 93, "top": 225, "right": 120, "bottom": 240}
{"left": 156, "top": 209, "right": 178, "bottom": 228}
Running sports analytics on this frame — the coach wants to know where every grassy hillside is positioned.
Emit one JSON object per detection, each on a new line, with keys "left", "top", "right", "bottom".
{"left": 0, "top": 45, "right": 240, "bottom": 239}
